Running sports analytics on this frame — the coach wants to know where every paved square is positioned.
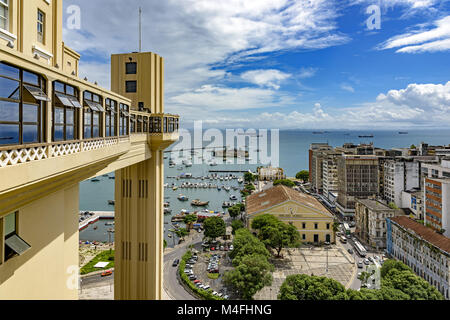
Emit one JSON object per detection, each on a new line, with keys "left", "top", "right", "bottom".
{"left": 254, "top": 245, "right": 356, "bottom": 300}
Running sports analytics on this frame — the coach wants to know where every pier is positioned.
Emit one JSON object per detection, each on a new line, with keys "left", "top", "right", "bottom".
{"left": 79, "top": 211, "right": 115, "bottom": 231}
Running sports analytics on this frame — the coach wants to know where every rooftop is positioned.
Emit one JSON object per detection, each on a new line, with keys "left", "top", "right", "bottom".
{"left": 356, "top": 199, "right": 395, "bottom": 211}
{"left": 246, "top": 185, "right": 331, "bottom": 217}
{"left": 390, "top": 216, "right": 450, "bottom": 254}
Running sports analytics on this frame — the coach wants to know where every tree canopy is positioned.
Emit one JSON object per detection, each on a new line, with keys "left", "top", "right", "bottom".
{"left": 228, "top": 206, "right": 241, "bottom": 220}
{"left": 273, "top": 179, "right": 295, "bottom": 188}
{"left": 230, "top": 229, "right": 271, "bottom": 266}
{"left": 244, "top": 172, "right": 257, "bottom": 183}
{"left": 278, "top": 274, "right": 348, "bottom": 300}
{"left": 224, "top": 253, "right": 274, "bottom": 300}
{"left": 203, "top": 217, "right": 226, "bottom": 240}
{"left": 231, "top": 219, "right": 245, "bottom": 235}
{"left": 295, "top": 170, "right": 309, "bottom": 182}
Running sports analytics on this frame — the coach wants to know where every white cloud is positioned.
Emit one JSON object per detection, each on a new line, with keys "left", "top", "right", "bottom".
{"left": 188, "top": 81, "right": 450, "bottom": 129}
{"left": 341, "top": 84, "right": 355, "bottom": 93}
{"left": 298, "top": 67, "right": 318, "bottom": 79}
{"left": 240, "top": 69, "right": 291, "bottom": 89}
{"left": 379, "top": 16, "right": 450, "bottom": 53}
{"left": 63, "top": 0, "right": 349, "bottom": 114}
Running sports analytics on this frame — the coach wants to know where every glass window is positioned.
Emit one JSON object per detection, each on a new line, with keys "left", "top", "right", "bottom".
{"left": 0, "top": 124, "right": 19, "bottom": 144}
{"left": 54, "top": 125, "right": 64, "bottom": 141}
{"left": 0, "top": 77, "right": 20, "bottom": 100}
{"left": 126, "top": 81, "right": 137, "bottom": 93}
{"left": 23, "top": 125, "right": 38, "bottom": 143}
{"left": 37, "top": 9, "right": 45, "bottom": 44}
{"left": 126, "top": 62, "right": 137, "bottom": 74}
{"left": 0, "top": 0, "right": 9, "bottom": 31}
{"left": 23, "top": 71, "right": 39, "bottom": 86}
{"left": 23, "top": 104, "right": 38, "bottom": 123}
{"left": 4, "top": 212, "right": 15, "bottom": 238}
{"left": 0, "top": 101, "right": 19, "bottom": 121}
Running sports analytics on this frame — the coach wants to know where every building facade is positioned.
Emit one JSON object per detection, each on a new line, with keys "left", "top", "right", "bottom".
{"left": 383, "top": 158, "right": 420, "bottom": 207}
{"left": 322, "top": 152, "right": 340, "bottom": 200}
{"left": 257, "top": 166, "right": 285, "bottom": 181}
{"left": 336, "top": 155, "right": 379, "bottom": 221}
{"left": 246, "top": 185, "right": 335, "bottom": 244}
{"left": 424, "top": 178, "right": 450, "bottom": 238}
{"left": 0, "top": 0, "right": 179, "bottom": 300}
{"left": 355, "top": 199, "right": 397, "bottom": 249}
{"left": 309, "top": 143, "right": 332, "bottom": 193}
{"left": 386, "top": 216, "right": 450, "bottom": 299}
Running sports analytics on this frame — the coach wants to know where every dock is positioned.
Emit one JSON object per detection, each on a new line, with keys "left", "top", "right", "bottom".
{"left": 79, "top": 211, "right": 115, "bottom": 231}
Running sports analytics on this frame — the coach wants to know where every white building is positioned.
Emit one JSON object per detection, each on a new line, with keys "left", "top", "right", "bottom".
{"left": 384, "top": 158, "right": 420, "bottom": 207}
{"left": 387, "top": 216, "right": 450, "bottom": 300}
{"left": 322, "top": 153, "right": 339, "bottom": 200}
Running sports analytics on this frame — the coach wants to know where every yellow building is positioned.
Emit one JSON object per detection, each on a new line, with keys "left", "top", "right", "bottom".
{"left": 246, "top": 185, "right": 335, "bottom": 244}
{"left": 0, "top": 0, "right": 178, "bottom": 300}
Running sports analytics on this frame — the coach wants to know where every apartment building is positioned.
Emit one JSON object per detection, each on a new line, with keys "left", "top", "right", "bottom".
{"left": 424, "top": 178, "right": 450, "bottom": 238}
{"left": 383, "top": 158, "right": 420, "bottom": 207}
{"left": 386, "top": 216, "right": 450, "bottom": 299}
{"left": 0, "top": 0, "right": 179, "bottom": 300}
{"left": 336, "top": 155, "right": 379, "bottom": 221}
{"left": 322, "top": 152, "right": 340, "bottom": 200}
{"left": 309, "top": 143, "right": 332, "bottom": 193}
{"left": 401, "top": 189, "right": 424, "bottom": 220}
{"left": 257, "top": 166, "right": 285, "bottom": 181}
{"left": 355, "top": 199, "right": 398, "bottom": 249}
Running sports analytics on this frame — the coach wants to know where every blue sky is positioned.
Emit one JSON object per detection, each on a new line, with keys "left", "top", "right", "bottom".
{"left": 63, "top": 0, "right": 450, "bottom": 129}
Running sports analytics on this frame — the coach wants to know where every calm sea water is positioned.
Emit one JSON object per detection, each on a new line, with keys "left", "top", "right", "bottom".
{"left": 79, "top": 129, "right": 450, "bottom": 244}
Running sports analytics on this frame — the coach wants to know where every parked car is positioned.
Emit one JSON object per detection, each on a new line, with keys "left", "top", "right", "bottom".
{"left": 229, "top": 245, "right": 234, "bottom": 251}
{"left": 220, "top": 246, "right": 224, "bottom": 251}
{"left": 223, "top": 295, "right": 229, "bottom": 299}
{"left": 357, "top": 272, "right": 362, "bottom": 279}
{"left": 189, "top": 275, "right": 196, "bottom": 280}
{"left": 364, "top": 258, "right": 370, "bottom": 265}
{"left": 357, "top": 261, "right": 363, "bottom": 268}
{"left": 348, "top": 248, "right": 354, "bottom": 254}
{"left": 368, "top": 256, "right": 374, "bottom": 263}
{"left": 172, "top": 259, "right": 179, "bottom": 267}
{"left": 203, "top": 285, "right": 210, "bottom": 290}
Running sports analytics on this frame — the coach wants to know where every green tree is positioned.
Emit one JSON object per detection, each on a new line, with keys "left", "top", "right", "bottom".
{"left": 388, "top": 202, "right": 399, "bottom": 210}
{"left": 224, "top": 254, "right": 274, "bottom": 300}
{"left": 380, "top": 259, "right": 411, "bottom": 278}
{"left": 295, "top": 170, "right": 309, "bottom": 182}
{"left": 203, "top": 216, "right": 226, "bottom": 240}
{"left": 278, "top": 274, "right": 348, "bottom": 300}
{"left": 244, "top": 172, "right": 256, "bottom": 183}
{"left": 231, "top": 219, "right": 245, "bottom": 235}
{"left": 183, "top": 214, "right": 198, "bottom": 230}
{"left": 175, "top": 228, "right": 189, "bottom": 240}
{"left": 228, "top": 206, "right": 240, "bottom": 220}
{"left": 251, "top": 214, "right": 279, "bottom": 230}
{"left": 230, "top": 229, "right": 271, "bottom": 266}
{"left": 273, "top": 179, "right": 295, "bottom": 188}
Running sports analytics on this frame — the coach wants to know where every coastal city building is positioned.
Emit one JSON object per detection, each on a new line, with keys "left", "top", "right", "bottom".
{"left": 424, "top": 178, "right": 450, "bottom": 238}
{"left": 383, "top": 158, "right": 420, "bottom": 207}
{"left": 0, "top": 0, "right": 179, "bottom": 300}
{"left": 322, "top": 152, "right": 340, "bottom": 200}
{"left": 309, "top": 143, "right": 332, "bottom": 193}
{"left": 336, "top": 155, "right": 379, "bottom": 221}
{"left": 257, "top": 166, "right": 285, "bottom": 181}
{"left": 386, "top": 216, "right": 450, "bottom": 299}
{"left": 355, "top": 199, "right": 399, "bottom": 249}
{"left": 246, "top": 185, "right": 335, "bottom": 244}
{"left": 401, "top": 189, "right": 424, "bottom": 220}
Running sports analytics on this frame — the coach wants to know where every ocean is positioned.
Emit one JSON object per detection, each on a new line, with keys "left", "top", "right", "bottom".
{"left": 79, "top": 129, "right": 450, "bottom": 245}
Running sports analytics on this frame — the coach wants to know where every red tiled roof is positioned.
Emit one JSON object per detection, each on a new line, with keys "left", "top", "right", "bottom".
{"left": 390, "top": 216, "right": 450, "bottom": 253}
{"left": 246, "top": 185, "right": 331, "bottom": 217}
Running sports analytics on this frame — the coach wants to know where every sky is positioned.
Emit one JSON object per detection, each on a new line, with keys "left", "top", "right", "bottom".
{"left": 63, "top": 0, "right": 450, "bottom": 129}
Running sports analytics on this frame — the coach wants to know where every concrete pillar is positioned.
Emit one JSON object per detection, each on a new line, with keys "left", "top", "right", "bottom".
{"left": 114, "top": 150, "right": 164, "bottom": 300}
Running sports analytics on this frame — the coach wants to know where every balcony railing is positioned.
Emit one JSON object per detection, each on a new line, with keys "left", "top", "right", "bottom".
{"left": 0, "top": 137, "right": 125, "bottom": 168}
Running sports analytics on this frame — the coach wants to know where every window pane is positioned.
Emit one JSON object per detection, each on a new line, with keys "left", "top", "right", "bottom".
{"left": 84, "top": 92, "right": 92, "bottom": 100}
{"left": 54, "top": 81, "right": 65, "bottom": 93}
{"left": 23, "top": 124, "right": 38, "bottom": 143}
{"left": 0, "top": 63, "right": 19, "bottom": 79}
{"left": 55, "top": 107, "right": 64, "bottom": 124}
{"left": 93, "top": 126, "right": 99, "bottom": 138}
{"left": 0, "top": 100, "right": 19, "bottom": 121}
{"left": 106, "top": 115, "right": 110, "bottom": 126}
{"left": 66, "top": 125, "right": 74, "bottom": 140}
{"left": 84, "top": 126, "right": 91, "bottom": 139}
{"left": 93, "top": 95, "right": 100, "bottom": 103}
{"left": 0, "top": 124, "right": 19, "bottom": 145}
{"left": 126, "top": 62, "right": 137, "bottom": 74}
{"left": 84, "top": 112, "right": 91, "bottom": 125}
{"left": 54, "top": 125, "right": 64, "bottom": 141}
{"left": 126, "top": 81, "right": 137, "bottom": 93}
{"left": 66, "top": 85, "right": 75, "bottom": 96}
{"left": 23, "top": 71, "right": 39, "bottom": 86}
{"left": 23, "top": 104, "right": 38, "bottom": 123}
{"left": 4, "top": 212, "right": 16, "bottom": 237}
{"left": 66, "top": 109, "right": 74, "bottom": 125}
{"left": 106, "top": 127, "right": 110, "bottom": 137}
{"left": 93, "top": 113, "right": 99, "bottom": 125}
{"left": 0, "top": 77, "right": 20, "bottom": 100}
{"left": 111, "top": 126, "right": 115, "bottom": 136}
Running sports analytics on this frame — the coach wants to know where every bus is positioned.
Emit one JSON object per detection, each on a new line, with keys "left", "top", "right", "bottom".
{"left": 343, "top": 223, "right": 351, "bottom": 235}
{"left": 353, "top": 240, "right": 367, "bottom": 257}
{"left": 339, "top": 236, "right": 347, "bottom": 244}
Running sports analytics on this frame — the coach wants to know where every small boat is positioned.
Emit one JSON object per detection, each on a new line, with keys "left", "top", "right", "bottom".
{"left": 399, "top": 132, "right": 408, "bottom": 134}
{"left": 108, "top": 200, "right": 115, "bottom": 205}
{"left": 358, "top": 135, "right": 374, "bottom": 138}
{"left": 173, "top": 186, "right": 178, "bottom": 191}
{"left": 93, "top": 226, "right": 98, "bottom": 230}
{"left": 103, "top": 174, "right": 109, "bottom": 177}
{"left": 168, "top": 234, "right": 172, "bottom": 238}
{"left": 109, "top": 176, "right": 115, "bottom": 180}
{"left": 238, "top": 178, "right": 244, "bottom": 184}
{"left": 224, "top": 186, "right": 231, "bottom": 192}
{"left": 91, "top": 178, "right": 100, "bottom": 182}
{"left": 191, "top": 199, "right": 209, "bottom": 207}
{"left": 164, "top": 202, "right": 170, "bottom": 207}
{"left": 105, "top": 222, "right": 114, "bottom": 226}
{"left": 230, "top": 195, "right": 238, "bottom": 201}
{"left": 164, "top": 208, "right": 172, "bottom": 214}
{"left": 178, "top": 194, "right": 189, "bottom": 201}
